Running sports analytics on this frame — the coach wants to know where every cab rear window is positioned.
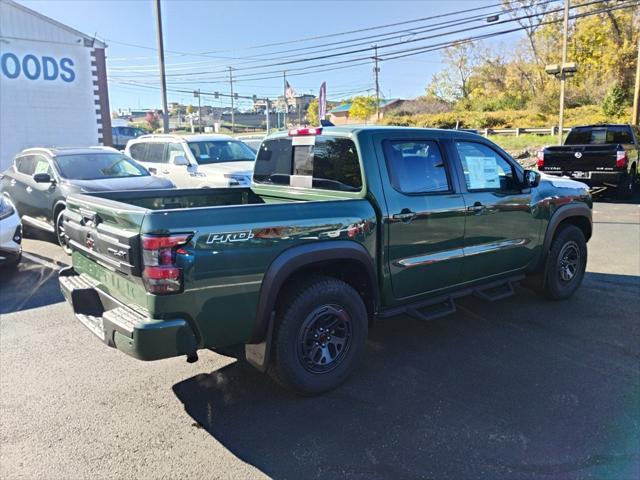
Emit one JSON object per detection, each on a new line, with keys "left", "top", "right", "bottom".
{"left": 253, "top": 136, "right": 362, "bottom": 192}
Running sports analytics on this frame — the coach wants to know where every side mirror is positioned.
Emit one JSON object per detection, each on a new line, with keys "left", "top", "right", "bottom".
{"left": 523, "top": 169, "right": 540, "bottom": 188}
{"left": 173, "top": 155, "right": 189, "bottom": 166}
{"left": 33, "top": 173, "right": 53, "bottom": 184}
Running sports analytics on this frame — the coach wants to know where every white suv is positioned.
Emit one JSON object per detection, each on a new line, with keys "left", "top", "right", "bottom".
{"left": 125, "top": 134, "right": 256, "bottom": 188}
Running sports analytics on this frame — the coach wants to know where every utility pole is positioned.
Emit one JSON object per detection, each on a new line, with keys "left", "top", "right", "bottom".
{"left": 228, "top": 66, "right": 234, "bottom": 134}
{"left": 283, "top": 71, "right": 288, "bottom": 128}
{"left": 195, "top": 89, "right": 202, "bottom": 133}
{"left": 265, "top": 98, "right": 270, "bottom": 133}
{"left": 154, "top": 0, "right": 169, "bottom": 133}
{"left": 557, "top": 0, "right": 570, "bottom": 144}
{"left": 373, "top": 45, "right": 381, "bottom": 122}
{"left": 633, "top": 38, "right": 640, "bottom": 126}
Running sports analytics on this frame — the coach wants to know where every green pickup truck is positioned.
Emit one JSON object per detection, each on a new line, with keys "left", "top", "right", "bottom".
{"left": 59, "top": 126, "right": 592, "bottom": 395}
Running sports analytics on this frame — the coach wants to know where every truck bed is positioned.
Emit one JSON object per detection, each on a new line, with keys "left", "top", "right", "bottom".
{"left": 62, "top": 186, "right": 377, "bottom": 348}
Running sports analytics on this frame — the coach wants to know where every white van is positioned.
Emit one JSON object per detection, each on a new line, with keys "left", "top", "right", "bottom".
{"left": 125, "top": 134, "right": 256, "bottom": 188}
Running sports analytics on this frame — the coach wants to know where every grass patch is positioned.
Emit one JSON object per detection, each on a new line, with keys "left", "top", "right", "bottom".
{"left": 489, "top": 134, "right": 560, "bottom": 153}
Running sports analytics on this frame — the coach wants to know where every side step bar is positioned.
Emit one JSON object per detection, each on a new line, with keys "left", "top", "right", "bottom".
{"left": 380, "top": 274, "right": 524, "bottom": 322}
{"left": 474, "top": 281, "right": 515, "bottom": 302}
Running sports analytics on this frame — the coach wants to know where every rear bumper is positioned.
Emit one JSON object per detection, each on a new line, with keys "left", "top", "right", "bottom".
{"left": 542, "top": 171, "right": 624, "bottom": 187}
{"left": 59, "top": 266, "right": 198, "bottom": 361}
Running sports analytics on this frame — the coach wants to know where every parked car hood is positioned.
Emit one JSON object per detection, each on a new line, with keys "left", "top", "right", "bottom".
{"left": 70, "top": 175, "right": 174, "bottom": 192}
{"left": 197, "top": 161, "right": 254, "bottom": 176}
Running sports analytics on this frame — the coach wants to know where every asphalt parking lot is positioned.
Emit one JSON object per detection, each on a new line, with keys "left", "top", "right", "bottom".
{"left": 1, "top": 195, "right": 639, "bottom": 480}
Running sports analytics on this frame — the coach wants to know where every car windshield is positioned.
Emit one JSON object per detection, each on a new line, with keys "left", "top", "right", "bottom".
{"left": 187, "top": 140, "right": 256, "bottom": 164}
{"left": 54, "top": 153, "right": 149, "bottom": 180}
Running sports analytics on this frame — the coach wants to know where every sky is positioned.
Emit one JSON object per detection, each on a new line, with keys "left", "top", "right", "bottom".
{"left": 17, "top": 0, "right": 528, "bottom": 111}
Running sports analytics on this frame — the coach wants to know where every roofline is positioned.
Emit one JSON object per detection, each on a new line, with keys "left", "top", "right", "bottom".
{"left": 2, "top": 0, "right": 107, "bottom": 48}
{"left": 18, "top": 146, "right": 118, "bottom": 156}
{"left": 136, "top": 133, "right": 234, "bottom": 141}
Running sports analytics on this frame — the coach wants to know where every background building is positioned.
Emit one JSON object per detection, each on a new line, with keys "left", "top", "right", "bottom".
{"left": 0, "top": 0, "right": 112, "bottom": 171}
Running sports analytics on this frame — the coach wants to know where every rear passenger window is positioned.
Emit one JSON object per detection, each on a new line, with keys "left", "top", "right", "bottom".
{"left": 145, "top": 143, "right": 167, "bottom": 163}
{"left": 129, "top": 143, "right": 147, "bottom": 162}
{"left": 15, "top": 155, "right": 35, "bottom": 175}
{"left": 383, "top": 140, "right": 450, "bottom": 193}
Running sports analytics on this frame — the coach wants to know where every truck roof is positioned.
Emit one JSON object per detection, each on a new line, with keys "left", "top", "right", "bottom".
{"left": 267, "top": 125, "right": 484, "bottom": 140}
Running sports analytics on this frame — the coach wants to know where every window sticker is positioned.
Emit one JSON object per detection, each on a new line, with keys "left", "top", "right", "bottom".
{"left": 34, "top": 161, "right": 50, "bottom": 174}
{"left": 466, "top": 156, "right": 500, "bottom": 189}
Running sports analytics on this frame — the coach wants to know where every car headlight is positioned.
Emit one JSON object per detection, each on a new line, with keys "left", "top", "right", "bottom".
{"left": 0, "top": 196, "right": 16, "bottom": 220}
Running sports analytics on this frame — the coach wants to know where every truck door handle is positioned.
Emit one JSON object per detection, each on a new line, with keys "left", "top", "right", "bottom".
{"left": 393, "top": 209, "right": 417, "bottom": 222}
{"left": 467, "top": 202, "right": 485, "bottom": 213}
{"left": 26, "top": 186, "right": 32, "bottom": 193}
{"left": 161, "top": 169, "right": 170, "bottom": 174}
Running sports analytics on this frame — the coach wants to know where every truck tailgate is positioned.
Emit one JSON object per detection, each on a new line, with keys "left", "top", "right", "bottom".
{"left": 543, "top": 145, "right": 618, "bottom": 171}
{"left": 63, "top": 193, "right": 145, "bottom": 278}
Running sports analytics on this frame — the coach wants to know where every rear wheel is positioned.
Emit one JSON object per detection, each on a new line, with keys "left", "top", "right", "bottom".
{"left": 268, "top": 276, "right": 368, "bottom": 396}
{"left": 541, "top": 225, "right": 587, "bottom": 300}
{"left": 56, "top": 209, "right": 72, "bottom": 255}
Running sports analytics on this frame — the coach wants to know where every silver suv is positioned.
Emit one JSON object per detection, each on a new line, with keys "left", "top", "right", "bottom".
{"left": 125, "top": 134, "right": 256, "bottom": 188}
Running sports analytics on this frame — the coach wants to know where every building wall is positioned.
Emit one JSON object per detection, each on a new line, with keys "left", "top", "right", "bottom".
{"left": 0, "top": 0, "right": 110, "bottom": 170}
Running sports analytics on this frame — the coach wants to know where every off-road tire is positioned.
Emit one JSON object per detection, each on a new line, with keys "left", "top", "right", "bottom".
{"left": 541, "top": 225, "right": 587, "bottom": 300}
{"left": 56, "top": 209, "right": 72, "bottom": 255}
{"left": 268, "top": 275, "right": 368, "bottom": 396}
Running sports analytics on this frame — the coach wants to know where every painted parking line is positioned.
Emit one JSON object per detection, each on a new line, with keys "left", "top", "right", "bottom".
{"left": 22, "top": 252, "right": 67, "bottom": 271}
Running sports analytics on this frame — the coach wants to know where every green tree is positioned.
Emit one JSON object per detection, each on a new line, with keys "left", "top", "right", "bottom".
{"left": 602, "top": 84, "right": 628, "bottom": 117}
{"left": 307, "top": 98, "right": 319, "bottom": 125}
{"left": 425, "top": 43, "right": 483, "bottom": 103}
{"left": 349, "top": 96, "right": 377, "bottom": 122}
{"left": 186, "top": 104, "right": 196, "bottom": 115}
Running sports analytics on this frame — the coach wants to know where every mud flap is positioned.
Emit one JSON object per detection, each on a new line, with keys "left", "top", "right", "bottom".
{"left": 245, "top": 312, "right": 275, "bottom": 372}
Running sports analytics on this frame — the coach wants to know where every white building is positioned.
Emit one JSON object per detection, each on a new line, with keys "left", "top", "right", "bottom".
{"left": 0, "top": 0, "right": 112, "bottom": 171}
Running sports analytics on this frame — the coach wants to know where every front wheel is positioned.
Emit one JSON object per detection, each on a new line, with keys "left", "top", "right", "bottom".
{"left": 56, "top": 209, "right": 72, "bottom": 255}
{"left": 268, "top": 276, "right": 368, "bottom": 396}
{"left": 541, "top": 225, "right": 587, "bottom": 300}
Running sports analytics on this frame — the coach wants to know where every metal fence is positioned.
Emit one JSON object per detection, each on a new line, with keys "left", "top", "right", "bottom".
{"left": 483, "top": 127, "right": 572, "bottom": 136}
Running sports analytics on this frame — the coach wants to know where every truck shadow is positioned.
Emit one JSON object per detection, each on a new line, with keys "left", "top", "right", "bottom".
{"left": 172, "top": 273, "right": 640, "bottom": 480}
{"left": 592, "top": 189, "right": 640, "bottom": 204}
{"left": 0, "top": 255, "right": 65, "bottom": 314}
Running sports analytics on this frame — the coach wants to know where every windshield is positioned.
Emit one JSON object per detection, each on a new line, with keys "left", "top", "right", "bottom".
{"left": 54, "top": 153, "right": 149, "bottom": 180}
{"left": 187, "top": 140, "right": 256, "bottom": 164}
{"left": 565, "top": 126, "right": 633, "bottom": 145}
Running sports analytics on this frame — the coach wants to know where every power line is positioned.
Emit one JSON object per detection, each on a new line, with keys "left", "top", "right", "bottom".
{"left": 109, "top": 0, "right": 612, "bottom": 82}
{"left": 105, "top": 0, "right": 515, "bottom": 61}
{"left": 109, "top": 1, "right": 638, "bottom": 101}
{"left": 108, "top": 0, "right": 562, "bottom": 73}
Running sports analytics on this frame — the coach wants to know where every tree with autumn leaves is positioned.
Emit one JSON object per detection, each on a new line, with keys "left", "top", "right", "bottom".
{"left": 424, "top": 1, "right": 639, "bottom": 116}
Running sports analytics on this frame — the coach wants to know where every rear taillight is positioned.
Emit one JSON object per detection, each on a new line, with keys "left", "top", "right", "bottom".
{"left": 616, "top": 150, "right": 627, "bottom": 168}
{"left": 141, "top": 233, "right": 192, "bottom": 294}
{"left": 288, "top": 127, "right": 322, "bottom": 136}
{"left": 537, "top": 150, "right": 545, "bottom": 169}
